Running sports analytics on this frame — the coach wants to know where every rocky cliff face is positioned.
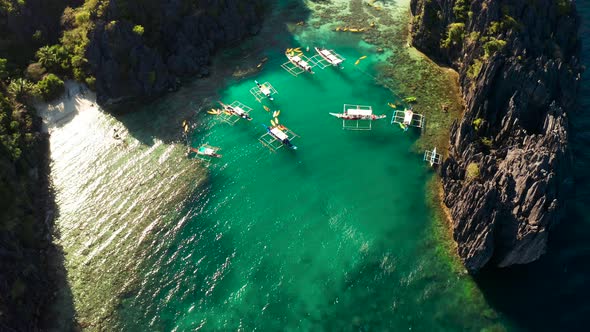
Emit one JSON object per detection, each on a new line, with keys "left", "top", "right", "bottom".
{"left": 410, "top": 0, "right": 582, "bottom": 272}
{"left": 86, "top": 0, "right": 266, "bottom": 106}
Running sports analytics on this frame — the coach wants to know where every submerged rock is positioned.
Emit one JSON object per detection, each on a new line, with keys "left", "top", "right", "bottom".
{"left": 410, "top": 0, "right": 582, "bottom": 272}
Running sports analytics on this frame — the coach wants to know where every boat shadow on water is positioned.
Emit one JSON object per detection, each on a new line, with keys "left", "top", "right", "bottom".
{"left": 331, "top": 67, "right": 355, "bottom": 84}
{"left": 300, "top": 72, "right": 327, "bottom": 91}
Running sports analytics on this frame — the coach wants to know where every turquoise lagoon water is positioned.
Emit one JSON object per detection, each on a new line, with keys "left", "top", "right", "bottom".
{"left": 112, "top": 24, "right": 499, "bottom": 332}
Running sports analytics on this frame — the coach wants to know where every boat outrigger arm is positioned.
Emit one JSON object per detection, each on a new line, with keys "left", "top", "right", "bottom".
{"left": 250, "top": 80, "right": 278, "bottom": 102}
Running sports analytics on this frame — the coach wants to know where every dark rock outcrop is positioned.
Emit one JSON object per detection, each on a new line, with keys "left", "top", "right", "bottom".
{"left": 86, "top": 0, "right": 266, "bottom": 107}
{"left": 411, "top": 0, "right": 582, "bottom": 272}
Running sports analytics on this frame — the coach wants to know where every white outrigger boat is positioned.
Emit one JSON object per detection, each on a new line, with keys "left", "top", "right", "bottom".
{"left": 423, "top": 147, "right": 442, "bottom": 167}
{"left": 189, "top": 144, "right": 222, "bottom": 165}
{"left": 218, "top": 101, "right": 253, "bottom": 124}
{"left": 392, "top": 108, "right": 425, "bottom": 131}
{"left": 281, "top": 48, "right": 317, "bottom": 76}
{"left": 332, "top": 104, "right": 385, "bottom": 130}
{"left": 250, "top": 80, "right": 278, "bottom": 102}
{"left": 313, "top": 47, "right": 345, "bottom": 68}
{"left": 287, "top": 53, "right": 314, "bottom": 73}
{"left": 329, "top": 113, "right": 386, "bottom": 120}
{"left": 259, "top": 121, "right": 299, "bottom": 151}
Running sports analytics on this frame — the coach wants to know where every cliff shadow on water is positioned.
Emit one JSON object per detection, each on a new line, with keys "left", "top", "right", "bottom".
{"left": 0, "top": 135, "right": 78, "bottom": 331}
{"left": 93, "top": 0, "right": 312, "bottom": 147}
{"left": 0, "top": 0, "right": 82, "bottom": 330}
{"left": 473, "top": 2, "right": 590, "bottom": 330}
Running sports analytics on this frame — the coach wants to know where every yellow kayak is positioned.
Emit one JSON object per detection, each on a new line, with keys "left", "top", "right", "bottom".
{"left": 354, "top": 59, "right": 360, "bottom": 65}
{"left": 359, "top": 55, "right": 367, "bottom": 60}
{"left": 388, "top": 103, "right": 397, "bottom": 109}
{"left": 263, "top": 105, "right": 270, "bottom": 112}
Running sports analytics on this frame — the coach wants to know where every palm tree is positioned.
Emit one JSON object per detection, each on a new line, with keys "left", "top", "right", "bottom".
{"left": 8, "top": 78, "right": 35, "bottom": 102}
{"left": 35, "top": 45, "right": 59, "bottom": 71}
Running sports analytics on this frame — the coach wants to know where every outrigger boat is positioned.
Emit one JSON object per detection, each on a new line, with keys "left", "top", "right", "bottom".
{"left": 217, "top": 101, "right": 253, "bottom": 124}
{"left": 267, "top": 125, "right": 296, "bottom": 149}
{"left": 333, "top": 104, "right": 385, "bottom": 130}
{"left": 190, "top": 145, "right": 222, "bottom": 158}
{"left": 220, "top": 101, "right": 251, "bottom": 120}
{"left": 188, "top": 144, "right": 222, "bottom": 165}
{"left": 287, "top": 53, "right": 314, "bottom": 73}
{"left": 259, "top": 119, "right": 299, "bottom": 152}
{"left": 423, "top": 147, "right": 442, "bottom": 167}
{"left": 392, "top": 108, "right": 425, "bottom": 131}
{"left": 329, "top": 113, "right": 386, "bottom": 120}
{"left": 250, "top": 80, "right": 278, "bottom": 102}
{"left": 314, "top": 47, "right": 345, "bottom": 68}
{"left": 281, "top": 48, "right": 317, "bottom": 76}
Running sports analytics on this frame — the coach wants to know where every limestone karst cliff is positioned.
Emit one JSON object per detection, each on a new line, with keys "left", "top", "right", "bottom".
{"left": 85, "top": 0, "right": 266, "bottom": 106}
{"left": 410, "top": 0, "right": 582, "bottom": 272}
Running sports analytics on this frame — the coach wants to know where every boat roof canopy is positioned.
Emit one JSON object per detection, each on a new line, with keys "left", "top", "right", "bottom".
{"left": 198, "top": 147, "right": 215, "bottom": 155}
{"left": 404, "top": 111, "right": 413, "bottom": 123}
{"left": 347, "top": 108, "right": 373, "bottom": 116}
{"left": 270, "top": 127, "right": 289, "bottom": 140}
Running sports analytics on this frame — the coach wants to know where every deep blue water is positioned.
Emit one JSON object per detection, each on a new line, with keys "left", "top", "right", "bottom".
{"left": 474, "top": 3, "right": 590, "bottom": 331}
